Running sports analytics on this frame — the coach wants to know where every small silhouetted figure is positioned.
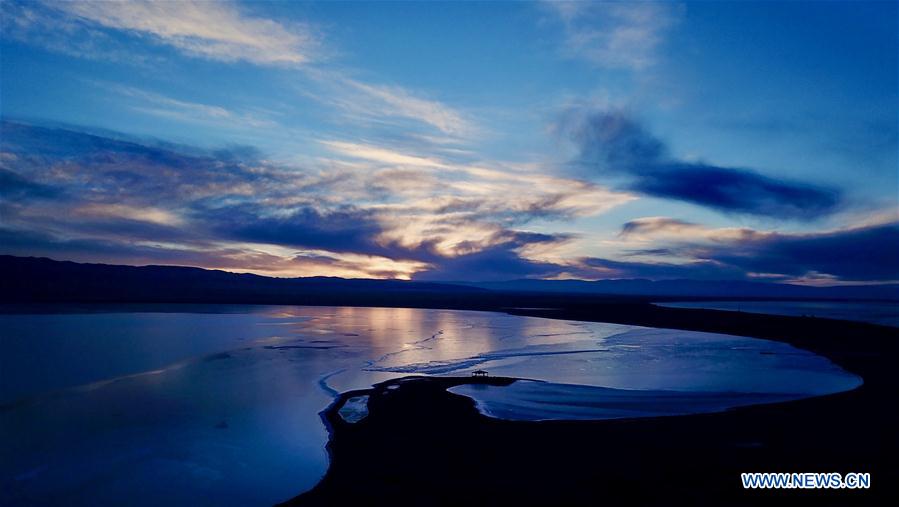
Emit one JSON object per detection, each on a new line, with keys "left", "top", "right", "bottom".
{"left": 471, "top": 370, "right": 488, "bottom": 377}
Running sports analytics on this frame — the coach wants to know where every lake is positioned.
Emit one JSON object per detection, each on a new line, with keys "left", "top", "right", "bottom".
{"left": 0, "top": 305, "right": 861, "bottom": 505}
{"left": 655, "top": 300, "right": 899, "bottom": 327}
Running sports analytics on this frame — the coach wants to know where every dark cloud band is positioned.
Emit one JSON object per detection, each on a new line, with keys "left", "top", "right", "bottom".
{"left": 562, "top": 110, "right": 841, "bottom": 219}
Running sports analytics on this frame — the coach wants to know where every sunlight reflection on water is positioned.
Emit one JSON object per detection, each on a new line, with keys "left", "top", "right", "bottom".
{"left": 0, "top": 305, "right": 860, "bottom": 505}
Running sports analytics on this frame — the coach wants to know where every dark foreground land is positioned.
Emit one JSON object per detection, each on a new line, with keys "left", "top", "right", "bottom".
{"left": 287, "top": 306, "right": 899, "bottom": 507}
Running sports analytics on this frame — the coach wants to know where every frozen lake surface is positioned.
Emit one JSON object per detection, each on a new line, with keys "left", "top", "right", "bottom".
{"left": 655, "top": 300, "right": 899, "bottom": 327}
{"left": 0, "top": 305, "right": 860, "bottom": 505}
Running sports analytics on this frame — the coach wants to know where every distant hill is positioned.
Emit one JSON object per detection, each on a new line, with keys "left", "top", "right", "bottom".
{"left": 1, "top": 255, "right": 896, "bottom": 305}
{"left": 451, "top": 278, "right": 899, "bottom": 301}
{"left": 0, "top": 255, "right": 482, "bottom": 306}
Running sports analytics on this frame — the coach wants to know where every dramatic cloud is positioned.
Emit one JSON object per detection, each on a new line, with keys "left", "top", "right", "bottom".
{"left": 7, "top": 120, "right": 884, "bottom": 284}
{"left": 0, "top": 121, "right": 628, "bottom": 279}
{"left": 301, "top": 73, "right": 476, "bottom": 139}
{"left": 44, "top": 0, "right": 318, "bottom": 65}
{"left": 0, "top": 167, "right": 60, "bottom": 201}
{"left": 620, "top": 217, "right": 698, "bottom": 238}
{"left": 619, "top": 217, "right": 764, "bottom": 243}
{"left": 3, "top": 2, "right": 473, "bottom": 143}
{"left": 413, "top": 231, "right": 569, "bottom": 282}
{"left": 344, "top": 80, "right": 472, "bottom": 137}
{"left": 199, "top": 203, "right": 399, "bottom": 258}
{"left": 562, "top": 110, "right": 841, "bottom": 219}
{"left": 698, "top": 222, "right": 899, "bottom": 282}
{"left": 0, "top": 226, "right": 426, "bottom": 279}
{"left": 543, "top": 1, "right": 681, "bottom": 70}
{"left": 576, "top": 256, "right": 746, "bottom": 281}
{"left": 598, "top": 218, "right": 899, "bottom": 283}
{"left": 102, "top": 84, "right": 277, "bottom": 129}
{"left": 321, "top": 141, "right": 447, "bottom": 169}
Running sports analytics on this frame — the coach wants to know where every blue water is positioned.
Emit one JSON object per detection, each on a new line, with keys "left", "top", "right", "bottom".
{"left": 0, "top": 305, "right": 861, "bottom": 505}
{"left": 655, "top": 300, "right": 899, "bottom": 327}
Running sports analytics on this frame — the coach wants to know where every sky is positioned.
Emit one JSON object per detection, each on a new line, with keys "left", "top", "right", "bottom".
{"left": 0, "top": 0, "right": 896, "bottom": 284}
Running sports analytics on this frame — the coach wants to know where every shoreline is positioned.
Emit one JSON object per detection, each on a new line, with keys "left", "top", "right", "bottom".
{"left": 284, "top": 303, "right": 899, "bottom": 506}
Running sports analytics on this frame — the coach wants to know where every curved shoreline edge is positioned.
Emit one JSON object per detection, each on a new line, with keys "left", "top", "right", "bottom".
{"left": 283, "top": 303, "right": 899, "bottom": 506}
